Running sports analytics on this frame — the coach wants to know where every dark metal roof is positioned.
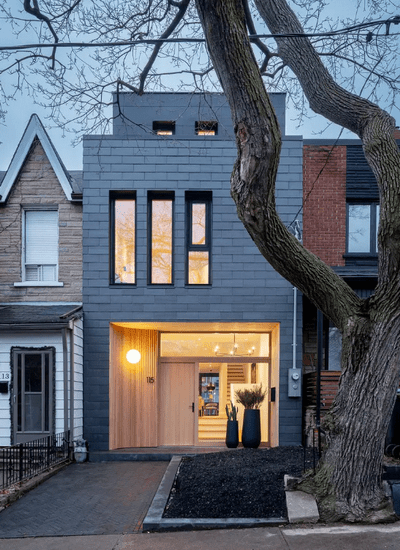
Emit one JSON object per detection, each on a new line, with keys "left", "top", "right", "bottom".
{"left": 0, "top": 304, "right": 82, "bottom": 329}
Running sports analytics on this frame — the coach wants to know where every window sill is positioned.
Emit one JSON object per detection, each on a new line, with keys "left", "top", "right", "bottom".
{"left": 14, "top": 282, "right": 64, "bottom": 287}
{"left": 343, "top": 253, "right": 378, "bottom": 258}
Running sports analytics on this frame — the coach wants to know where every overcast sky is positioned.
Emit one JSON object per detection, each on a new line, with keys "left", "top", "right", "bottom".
{"left": 0, "top": 2, "right": 398, "bottom": 172}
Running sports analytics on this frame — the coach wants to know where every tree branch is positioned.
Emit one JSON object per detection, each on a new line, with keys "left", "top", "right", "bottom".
{"left": 195, "top": 0, "right": 362, "bottom": 330}
{"left": 138, "top": 0, "right": 191, "bottom": 93}
{"left": 255, "top": 0, "right": 400, "bottom": 295}
{"left": 23, "top": 0, "right": 59, "bottom": 68}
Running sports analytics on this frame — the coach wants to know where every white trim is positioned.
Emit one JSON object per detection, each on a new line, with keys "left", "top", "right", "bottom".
{"left": 0, "top": 114, "right": 74, "bottom": 203}
{"left": 14, "top": 282, "right": 64, "bottom": 287}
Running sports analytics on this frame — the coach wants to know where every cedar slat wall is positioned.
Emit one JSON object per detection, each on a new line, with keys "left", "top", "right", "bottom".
{"left": 304, "top": 371, "right": 341, "bottom": 413}
{"left": 109, "top": 325, "right": 158, "bottom": 449}
{"left": 158, "top": 362, "right": 196, "bottom": 446}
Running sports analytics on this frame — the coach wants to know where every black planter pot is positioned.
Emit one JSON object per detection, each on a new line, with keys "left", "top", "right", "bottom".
{"left": 226, "top": 420, "right": 239, "bottom": 448}
{"left": 242, "top": 409, "right": 261, "bottom": 448}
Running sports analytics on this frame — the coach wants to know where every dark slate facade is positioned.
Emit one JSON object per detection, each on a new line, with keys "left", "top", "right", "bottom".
{"left": 82, "top": 93, "right": 303, "bottom": 450}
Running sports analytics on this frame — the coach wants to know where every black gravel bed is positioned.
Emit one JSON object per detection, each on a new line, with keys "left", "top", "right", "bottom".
{"left": 163, "top": 446, "right": 316, "bottom": 519}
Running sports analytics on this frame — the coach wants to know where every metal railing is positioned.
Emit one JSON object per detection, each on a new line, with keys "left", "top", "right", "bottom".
{"left": 0, "top": 430, "right": 70, "bottom": 490}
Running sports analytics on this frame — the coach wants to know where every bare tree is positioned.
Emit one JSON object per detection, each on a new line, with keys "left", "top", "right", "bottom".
{"left": 2, "top": 0, "right": 400, "bottom": 521}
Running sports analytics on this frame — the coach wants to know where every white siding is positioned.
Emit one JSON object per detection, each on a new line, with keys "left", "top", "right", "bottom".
{"left": 73, "top": 318, "right": 84, "bottom": 439}
{"left": 0, "top": 331, "right": 65, "bottom": 445}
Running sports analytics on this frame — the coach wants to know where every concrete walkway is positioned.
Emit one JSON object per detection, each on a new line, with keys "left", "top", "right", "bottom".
{"left": 1, "top": 524, "right": 400, "bottom": 549}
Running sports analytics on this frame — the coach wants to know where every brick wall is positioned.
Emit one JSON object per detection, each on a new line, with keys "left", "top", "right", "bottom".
{"left": 0, "top": 139, "right": 82, "bottom": 302}
{"left": 303, "top": 145, "right": 346, "bottom": 266}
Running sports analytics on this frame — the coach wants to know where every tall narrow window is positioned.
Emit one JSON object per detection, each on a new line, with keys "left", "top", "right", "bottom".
{"left": 148, "top": 192, "right": 174, "bottom": 284}
{"left": 23, "top": 209, "right": 58, "bottom": 282}
{"left": 111, "top": 192, "right": 136, "bottom": 284}
{"left": 186, "top": 191, "right": 212, "bottom": 285}
{"left": 347, "top": 203, "right": 379, "bottom": 254}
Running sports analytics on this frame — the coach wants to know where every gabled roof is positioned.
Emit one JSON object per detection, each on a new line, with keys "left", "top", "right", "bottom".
{"left": 0, "top": 114, "right": 82, "bottom": 204}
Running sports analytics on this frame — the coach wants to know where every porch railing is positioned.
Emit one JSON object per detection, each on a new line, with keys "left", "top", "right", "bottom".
{"left": 0, "top": 430, "right": 71, "bottom": 490}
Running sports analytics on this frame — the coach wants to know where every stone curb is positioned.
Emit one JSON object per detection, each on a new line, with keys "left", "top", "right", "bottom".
{"left": 284, "top": 475, "right": 319, "bottom": 523}
{"left": 143, "top": 455, "right": 287, "bottom": 532}
{"left": 0, "top": 460, "right": 71, "bottom": 511}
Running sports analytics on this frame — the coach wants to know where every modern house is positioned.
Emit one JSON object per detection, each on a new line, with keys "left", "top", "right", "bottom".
{"left": 82, "top": 92, "right": 304, "bottom": 451}
{"left": 0, "top": 115, "right": 84, "bottom": 445}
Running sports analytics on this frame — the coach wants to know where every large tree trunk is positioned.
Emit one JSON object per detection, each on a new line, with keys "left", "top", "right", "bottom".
{"left": 196, "top": 0, "right": 400, "bottom": 521}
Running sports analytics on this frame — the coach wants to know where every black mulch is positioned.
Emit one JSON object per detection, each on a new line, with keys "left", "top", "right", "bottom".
{"left": 163, "top": 446, "right": 317, "bottom": 519}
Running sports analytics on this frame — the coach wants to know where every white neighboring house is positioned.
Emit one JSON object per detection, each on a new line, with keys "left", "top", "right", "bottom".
{"left": 0, "top": 114, "right": 83, "bottom": 445}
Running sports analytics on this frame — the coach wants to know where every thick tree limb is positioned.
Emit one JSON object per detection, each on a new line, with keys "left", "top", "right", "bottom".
{"left": 255, "top": 0, "right": 400, "bottom": 295}
{"left": 195, "top": 0, "right": 362, "bottom": 331}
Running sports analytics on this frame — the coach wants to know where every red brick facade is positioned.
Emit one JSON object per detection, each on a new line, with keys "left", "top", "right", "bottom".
{"left": 303, "top": 145, "right": 346, "bottom": 266}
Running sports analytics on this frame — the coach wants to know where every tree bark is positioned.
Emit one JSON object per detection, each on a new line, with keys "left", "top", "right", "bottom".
{"left": 196, "top": 0, "right": 400, "bottom": 521}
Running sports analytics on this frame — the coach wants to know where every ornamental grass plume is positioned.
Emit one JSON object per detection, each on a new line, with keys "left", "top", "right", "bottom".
{"left": 235, "top": 384, "right": 267, "bottom": 409}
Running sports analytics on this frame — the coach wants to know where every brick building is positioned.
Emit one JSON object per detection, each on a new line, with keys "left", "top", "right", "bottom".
{"left": 301, "top": 136, "right": 400, "bottom": 442}
{"left": 0, "top": 115, "right": 84, "bottom": 445}
{"left": 82, "top": 93, "right": 304, "bottom": 451}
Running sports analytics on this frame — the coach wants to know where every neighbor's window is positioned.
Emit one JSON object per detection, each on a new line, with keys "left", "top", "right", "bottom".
{"left": 23, "top": 209, "right": 58, "bottom": 282}
{"left": 347, "top": 203, "right": 379, "bottom": 254}
{"left": 111, "top": 192, "right": 136, "bottom": 284}
{"left": 186, "top": 191, "right": 212, "bottom": 284}
{"left": 195, "top": 121, "right": 218, "bottom": 136}
{"left": 148, "top": 192, "right": 174, "bottom": 284}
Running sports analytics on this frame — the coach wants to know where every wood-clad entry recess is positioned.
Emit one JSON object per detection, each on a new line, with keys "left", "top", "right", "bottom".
{"left": 109, "top": 324, "right": 158, "bottom": 449}
{"left": 109, "top": 321, "right": 280, "bottom": 448}
{"left": 159, "top": 361, "right": 197, "bottom": 445}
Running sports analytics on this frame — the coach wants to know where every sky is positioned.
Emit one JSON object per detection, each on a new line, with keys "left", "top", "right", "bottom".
{"left": 0, "top": 1, "right": 398, "bottom": 172}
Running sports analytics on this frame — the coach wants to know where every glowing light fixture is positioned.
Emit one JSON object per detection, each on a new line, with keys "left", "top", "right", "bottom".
{"left": 126, "top": 349, "right": 141, "bottom": 364}
{"left": 214, "top": 334, "right": 256, "bottom": 357}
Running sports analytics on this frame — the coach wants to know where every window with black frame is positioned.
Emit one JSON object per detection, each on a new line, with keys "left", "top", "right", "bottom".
{"left": 186, "top": 191, "right": 212, "bottom": 285}
{"left": 148, "top": 191, "right": 174, "bottom": 284}
{"left": 347, "top": 202, "right": 379, "bottom": 255}
{"left": 110, "top": 191, "right": 136, "bottom": 284}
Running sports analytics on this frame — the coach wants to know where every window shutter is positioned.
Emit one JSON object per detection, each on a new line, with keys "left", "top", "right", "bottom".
{"left": 25, "top": 211, "right": 58, "bottom": 265}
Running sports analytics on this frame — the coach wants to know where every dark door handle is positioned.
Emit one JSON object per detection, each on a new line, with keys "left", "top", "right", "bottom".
{"left": 191, "top": 402, "right": 195, "bottom": 412}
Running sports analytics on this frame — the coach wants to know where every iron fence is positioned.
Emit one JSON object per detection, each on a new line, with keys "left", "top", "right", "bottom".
{"left": 0, "top": 430, "right": 71, "bottom": 490}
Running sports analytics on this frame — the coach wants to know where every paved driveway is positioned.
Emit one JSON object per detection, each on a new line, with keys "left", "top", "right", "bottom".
{"left": 0, "top": 462, "right": 168, "bottom": 538}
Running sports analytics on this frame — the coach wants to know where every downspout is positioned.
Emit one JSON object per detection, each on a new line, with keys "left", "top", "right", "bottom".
{"left": 62, "top": 328, "right": 69, "bottom": 434}
{"left": 291, "top": 219, "right": 302, "bottom": 371}
{"left": 316, "top": 309, "right": 323, "bottom": 456}
{"left": 293, "top": 286, "right": 297, "bottom": 370}
{"left": 69, "top": 320, "right": 75, "bottom": 443}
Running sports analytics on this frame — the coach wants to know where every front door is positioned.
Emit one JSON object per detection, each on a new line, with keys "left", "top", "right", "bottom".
{"left": 159, "top": 361, "right": 196, "bottom": 445}
{"left": 12, "top": 349, "right": 53, "bottom": 444}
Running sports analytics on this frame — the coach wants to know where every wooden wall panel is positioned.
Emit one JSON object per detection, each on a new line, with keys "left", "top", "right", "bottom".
{"left": 109, "top": 325, "right": 158, "bottom": 449}
{"left": 158, "top": 362, "right": 196, "bottom": 445}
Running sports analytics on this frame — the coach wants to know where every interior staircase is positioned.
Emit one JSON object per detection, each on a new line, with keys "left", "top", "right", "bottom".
{"left": 198, "top": 417, "right": 226, "bottom": 441}
{"left": 226, "top": 364, "right": 246, "bottom": 402}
